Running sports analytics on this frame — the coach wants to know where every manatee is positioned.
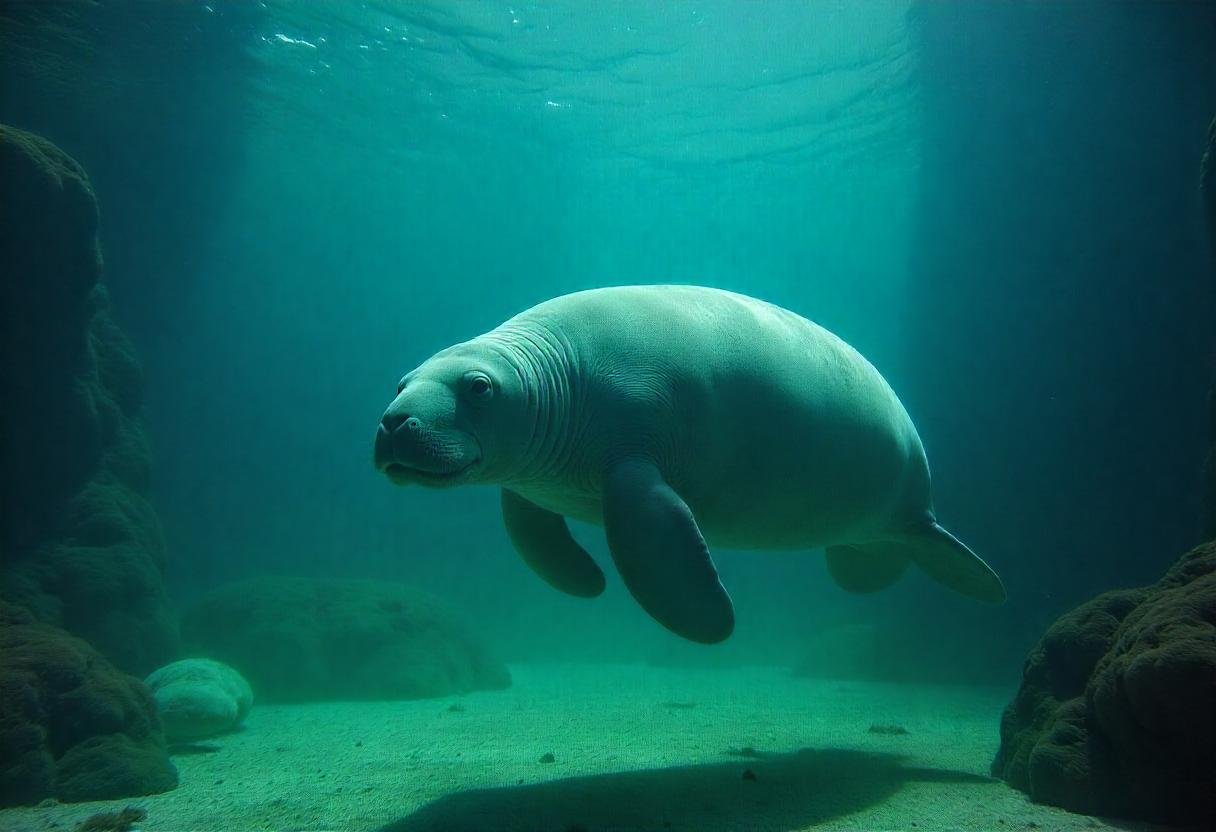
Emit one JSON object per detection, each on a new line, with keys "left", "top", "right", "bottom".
{"left": 373, "top": 285, "right": 1005, "bottom": 643}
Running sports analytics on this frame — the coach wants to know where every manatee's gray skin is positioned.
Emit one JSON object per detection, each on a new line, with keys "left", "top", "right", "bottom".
{"left": 374, "top": 285, "right": 1005, "bottom": 643}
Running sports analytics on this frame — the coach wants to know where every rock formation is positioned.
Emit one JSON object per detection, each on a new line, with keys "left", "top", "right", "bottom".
{"left": 144, "top": 658, "right": 253, "bottom": 742}
{"left": 0, "top": 602, "right": 177, "bottom": 807}
{"left": 991, "top": 541, "right": 1215, "bottom": 824}
{"left": 181, "top": 576, "right": 511, "bottom": 702}
{"left": 0, "top": 124, "right": 178, "bottom": 675}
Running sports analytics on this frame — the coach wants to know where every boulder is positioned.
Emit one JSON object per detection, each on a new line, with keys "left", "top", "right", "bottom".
{"left": 991, "top": 541, "right": 1216, "bottom": 824}
{"left": 0, "top": 602, "right": 177, "bottom": 807}
{"left": 181, "top": 577, "right": 511, "bottom": 702}
{"left": 144, "top": 659, "right": 253, "bottom": 742}
{"left": 0, "top": 123, "right": 178, "bottom": 675}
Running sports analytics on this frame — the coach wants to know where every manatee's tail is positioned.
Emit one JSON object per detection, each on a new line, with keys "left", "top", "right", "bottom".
{"left": 825, "top": 522, "right": 1006, "bottom": 603}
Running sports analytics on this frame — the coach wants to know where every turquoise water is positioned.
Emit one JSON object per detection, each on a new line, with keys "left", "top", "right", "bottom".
{"left": 0, "top": 2, "right": 1213, "bottom": 829}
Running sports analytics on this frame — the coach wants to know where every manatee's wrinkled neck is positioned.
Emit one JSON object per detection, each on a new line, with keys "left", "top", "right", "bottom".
{"left": 477, "top": 319, "right": 581, "bottom": 485}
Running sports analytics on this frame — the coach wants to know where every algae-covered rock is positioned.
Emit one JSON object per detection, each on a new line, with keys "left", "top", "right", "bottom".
{"left": 1085, "top": 546, "right": 1216, "bottom": 819}
{"left": 0, "top": 124, "right": 103, "bottom": 545}
{"left": 145, "top": 658, "right": 253, "bottom": 742}
{"left": 992, "top": 541, "right": 1216, "bottom": 824}
{"left": 181, "top": 577, "right": 511, "bottom": 702}
{"left": 0, "top": 602, "right": 177, "bottom": 807}
{"left": 0, "top": 123, "right": 178, "bottom": 676}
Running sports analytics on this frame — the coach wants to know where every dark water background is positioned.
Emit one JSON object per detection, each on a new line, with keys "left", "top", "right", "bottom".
{"left": 3, "top": 0, "right": 1213, "bottom": 682}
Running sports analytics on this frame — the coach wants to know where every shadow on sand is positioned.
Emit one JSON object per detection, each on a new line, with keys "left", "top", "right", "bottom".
{"left": 378, "top": 747, "right": 992, "bottom": 832}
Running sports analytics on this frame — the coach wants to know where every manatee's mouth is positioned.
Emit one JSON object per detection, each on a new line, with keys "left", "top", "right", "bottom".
{"left": 383, "top": 458, "right": 479, "bottom": 485}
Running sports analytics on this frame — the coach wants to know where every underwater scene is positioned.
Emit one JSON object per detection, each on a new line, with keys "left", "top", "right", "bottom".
{"left": 1, "top": 1, "right": 1214, "bottom": 831}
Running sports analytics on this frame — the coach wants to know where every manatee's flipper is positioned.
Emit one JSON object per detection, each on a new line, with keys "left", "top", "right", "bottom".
{"left": 900, "top": 521, "right": 1006, "bottom": 603}
{"left": 602, "top": 459, "right": 734, "bottom": 644}
{"left": 501, "top": 489, "right": 605, "bottom": 598}
{"left": 824, "top": 543, "right": 910, "bottom": 594}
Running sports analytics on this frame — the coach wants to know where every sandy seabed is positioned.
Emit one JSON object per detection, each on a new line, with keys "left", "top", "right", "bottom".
{"left": 0, "top": 664, "right": 1157, "bottom": 832}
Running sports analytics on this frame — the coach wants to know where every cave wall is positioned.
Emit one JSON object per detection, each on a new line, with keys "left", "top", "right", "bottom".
{"left": 903, "top": 1, "right": 1216, "bottom": 643}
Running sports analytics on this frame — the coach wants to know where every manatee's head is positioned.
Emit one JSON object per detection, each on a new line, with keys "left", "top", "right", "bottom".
{"left": 373, "top": 341, "right": 528, "bottom": 488}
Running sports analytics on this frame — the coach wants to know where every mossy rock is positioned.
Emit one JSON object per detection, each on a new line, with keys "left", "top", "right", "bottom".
{"left": 0, "top": 602, "right": 177, "bottom": 807}
{"left": 992, "top": 541, "right": 1216, "bottom": 824}
{"left": 145, "top": 658, "right": 253, "bottom": 741}
{"left": 0, "top": 123, "right": 178, "bottom": 676}
{"left": 181, "top": 577, "right": 511, "bottom": 702}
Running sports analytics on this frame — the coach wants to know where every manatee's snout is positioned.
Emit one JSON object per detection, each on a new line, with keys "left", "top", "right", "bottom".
{"left": 374, "top": 409, "right": 421, "bottom": 469}
{"left": 373, "top": 391, "right": 480, "bottom": 485}
{"left": 374, "top": 404, "right": 427, "bottom": 474}
{"left": 380, "top": 411, "right": 420, "bottom": 435}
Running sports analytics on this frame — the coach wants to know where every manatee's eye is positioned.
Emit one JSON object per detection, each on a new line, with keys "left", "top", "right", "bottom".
{"left": 463, "top": 372, "right": 493, "bottom": 402}
{"left": 396, "top": 379, "right": 406, "bottom": 395}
